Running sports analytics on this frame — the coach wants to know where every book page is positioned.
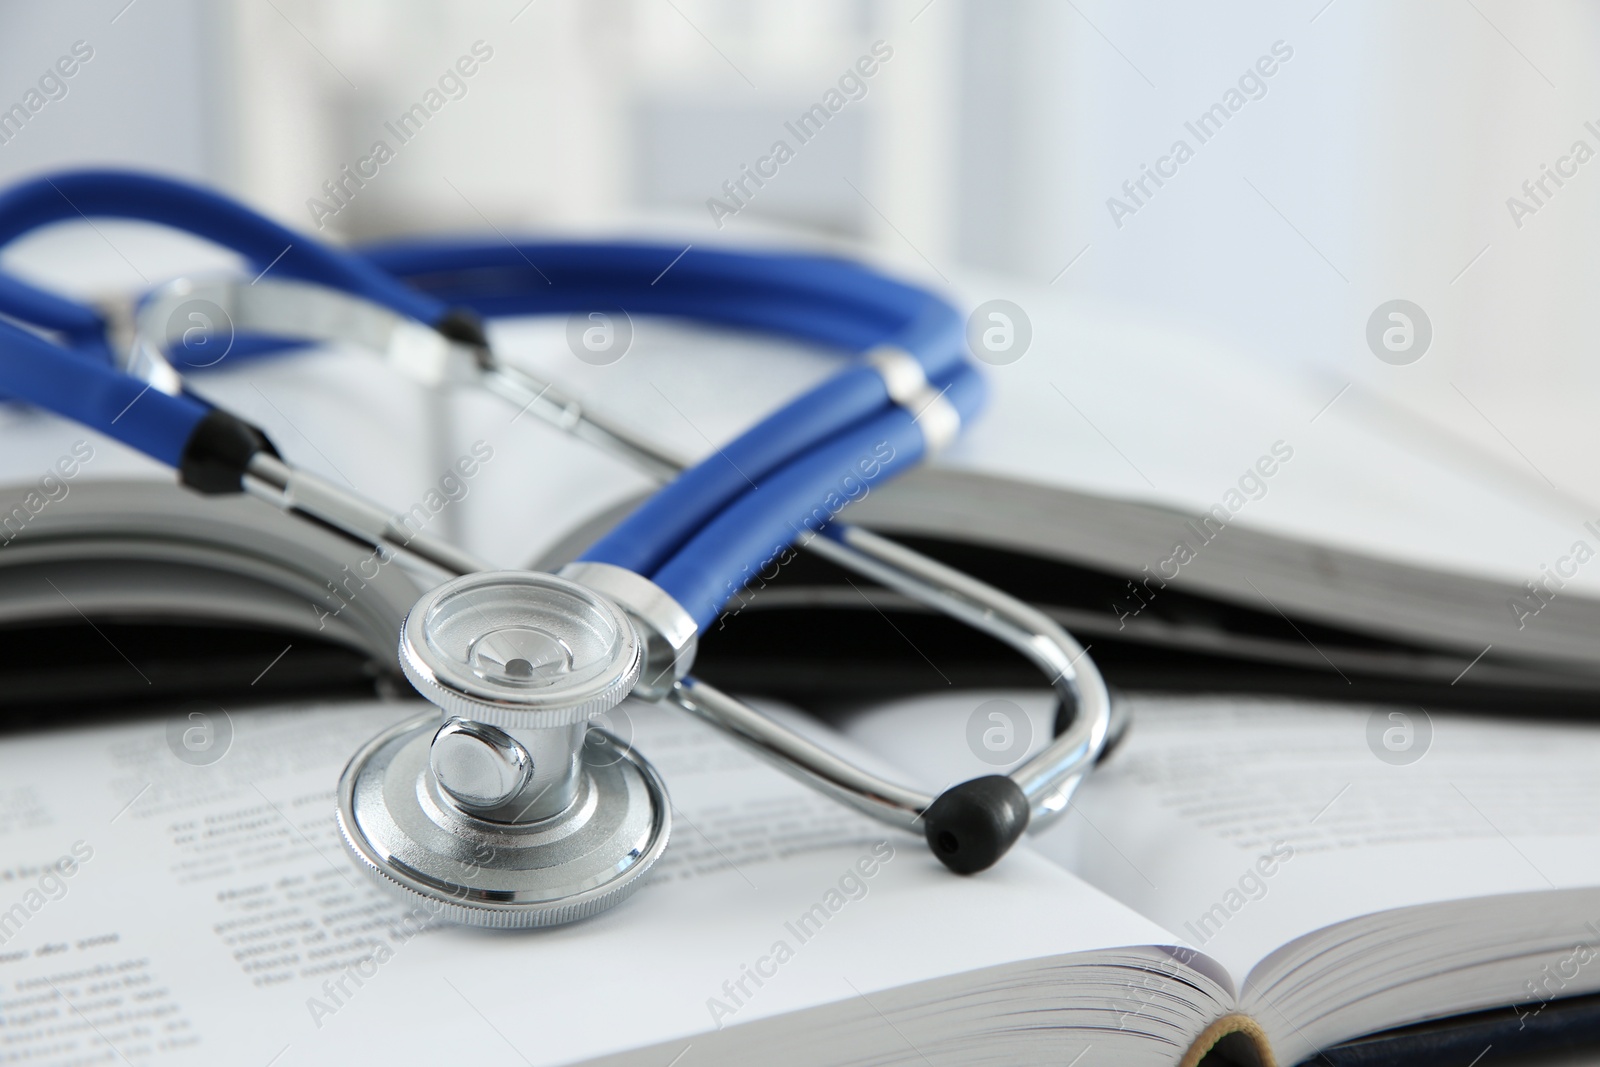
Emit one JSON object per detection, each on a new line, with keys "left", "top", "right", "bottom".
{"left": 0, "top": 697, "right": 1173, "bottom": 1066}
{"left": 841, "top": 280, "right": 1600, "bottom": 598}
{"left": 841, "top": 690, "right": 1600, "bottom": 984}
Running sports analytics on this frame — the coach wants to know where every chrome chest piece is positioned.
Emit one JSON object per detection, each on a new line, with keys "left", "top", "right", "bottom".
{"left": 336, "top": 571, "right": 671, "bottom": 928}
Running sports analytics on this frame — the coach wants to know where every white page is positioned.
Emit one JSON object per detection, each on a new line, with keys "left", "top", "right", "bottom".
{"left": 0, "top": 698, "right": 1174, "bottom": 1067}
{"left": 842, "top": 690, "right": 1600, "bottom": 986}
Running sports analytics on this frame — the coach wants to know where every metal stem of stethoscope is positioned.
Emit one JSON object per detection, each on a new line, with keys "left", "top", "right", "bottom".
{"left": 134, "top": 275, "right": 1120, "bottom": 838}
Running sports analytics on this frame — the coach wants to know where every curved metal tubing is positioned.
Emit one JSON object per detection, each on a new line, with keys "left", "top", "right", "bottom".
{"left": 802, "top": 526, "right": 1111, "bottom": 830}
{"left": 668, "top": 676, "right": 932, "bottom": 829}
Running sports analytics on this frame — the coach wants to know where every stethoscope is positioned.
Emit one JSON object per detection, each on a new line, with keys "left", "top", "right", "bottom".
{"left": 0, "top": 169, "right": 1120, "bottom": 927}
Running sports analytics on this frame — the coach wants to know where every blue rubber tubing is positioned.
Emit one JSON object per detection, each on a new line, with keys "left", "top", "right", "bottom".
{"left": 0, "top": 173, "right": 960, "bottom": 377}
{"left": 0, "top": 318, "right": 209, "bottom": 465}
{"left": 364, "top": 239, "right": 967, "bottom": 378}
{"left": 578, "top": 365, "right": 895, "bottom": 575}
{"left": 647, "top": 363, "right": 986, "bottom": 628}
{"left": 0, "top": 170, "right": 444, "bottom": 330}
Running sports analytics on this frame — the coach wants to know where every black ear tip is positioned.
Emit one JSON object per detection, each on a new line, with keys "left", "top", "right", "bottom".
{"left": 922, "top": 775, "right": 1030, "bottom": 874}
{"left": 435, "top": 306, "right": 489, "bottom": 348}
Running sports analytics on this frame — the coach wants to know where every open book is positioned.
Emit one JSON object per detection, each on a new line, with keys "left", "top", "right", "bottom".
{"left": 2, "top": 688, "right": 1597, "bottom": 1066}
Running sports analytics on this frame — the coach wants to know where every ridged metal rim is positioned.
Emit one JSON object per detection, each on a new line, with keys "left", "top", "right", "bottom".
{"left": 398, "top": 571, "right": 642, "bottom": 728}
{"left": 335, "top": 714, "right": 671, "bottom": 928}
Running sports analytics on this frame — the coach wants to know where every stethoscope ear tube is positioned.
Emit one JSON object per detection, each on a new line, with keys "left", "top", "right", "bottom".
{"left": 0, "top": 169, "right": 447, "bottom": 330}
{"left": 0, "top": 317, "right": 212, "bottom": 465}
{"left": 0, "top": 270, "right": 104, "bottom": 341}
{"left": 177, "top": 408, "right": 280, "bottom": 494}
{"left": 0, "top": 310, "right": 285, "bottom": 498}
{"left": 0, "top": 310, "right": 483, "bottom": 578}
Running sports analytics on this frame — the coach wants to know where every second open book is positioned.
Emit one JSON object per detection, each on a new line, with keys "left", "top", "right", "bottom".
{"left": 1, "top": 690, "right": 1597, "bottom": 1066}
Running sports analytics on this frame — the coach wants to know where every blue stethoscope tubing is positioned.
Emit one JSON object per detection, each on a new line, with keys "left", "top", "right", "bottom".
{"left": 0, "top": 169, "right": 985, "bottom": 627}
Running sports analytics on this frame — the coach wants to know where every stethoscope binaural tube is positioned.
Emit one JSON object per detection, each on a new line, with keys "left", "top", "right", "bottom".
{"left": 0, "top": 171, "right": 976, "bottom": 578}
{"left": 0, "top": 315, "right": 244, "bottom": 480}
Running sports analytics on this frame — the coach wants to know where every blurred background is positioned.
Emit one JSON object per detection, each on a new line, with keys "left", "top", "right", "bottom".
{"left": 1, "top": 0, "right": 1597, "bottom": 507}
